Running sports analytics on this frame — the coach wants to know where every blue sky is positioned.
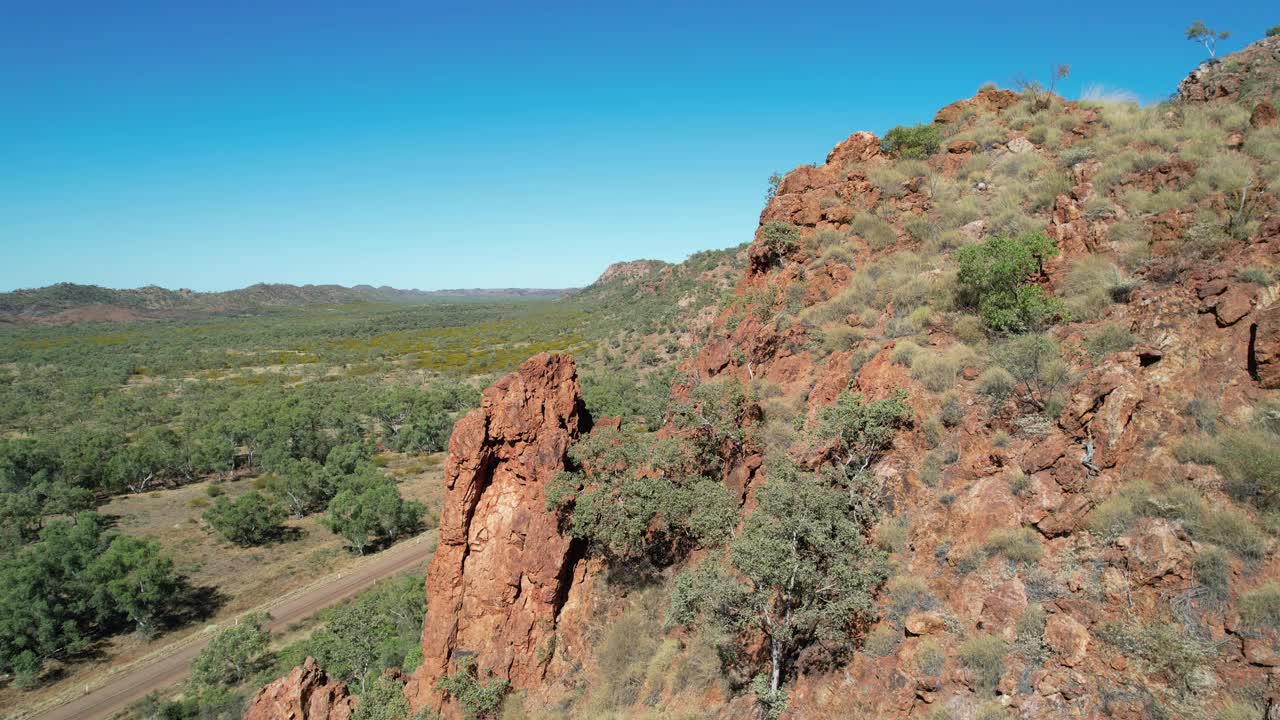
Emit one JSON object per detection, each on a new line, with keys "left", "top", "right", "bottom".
{"left": 1, "top": 2, "right": 1274, "bottom": 292}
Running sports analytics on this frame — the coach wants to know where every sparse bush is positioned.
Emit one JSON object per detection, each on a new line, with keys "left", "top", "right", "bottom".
{"left": 911, "top": 345, "right": 975, "bottom": 392}
{"left": 1183, "top": 398, "right": 1220, "bottom": 434}
{"left": 1085, "top": 324, "right": 1137, "bottom": 356}
{"left": 938, "top": 393, "right": 965, "bottom": 427}
{"left": 864, "top": 625, "right": 902, "bottom": 657}
{"left": 985, "top": 527, "right": 1043, "bottom": 563}
{"left": 1088, "top": 495, "right": 1137, "bottom": 539}
{"left": 874, "top": 515, "right": 910, "bottom": 554}
{"left": 886, "top": 575, "right": 936, "bottom": 621}
{"left": 975, "top": 367, "right": 1015, "bottom": 403}
{"left": 1008, "top": 471, "right": 1030, "bottom": 496}
{"left": 1195, "top": 507, "right": 1266, "bottom": 563}
{"left": 1183, "top": 216, "right": 1232, "bottom": 260}
{"left": 995, "top": 334, "right": 1069, "bottom": 410}
{"left": 1175, "top": 435, "right": 1218, "bottom": 464}
{"left": 1215, "top": 430, "right": 1280, "bottom": 512}
{"left": 891, "top": 340, "right": 924, "bottom": 366}
{"left": 882, "top": 124, "right": 943, "bottom": 159}
{"left": 1015, "top": 603, "right": 1048, "bottom": 661}
{"left": 1098, "top": 620, "right": 1212, "bottom": 692}
{"left": 852, "top": 214, "right": 898, "bottom": 250}
{"left": 1061, "top": 256, "right": 1130, "bottom": 320}
{"left": 1236, "top": 266, "right": 1271, "bottom": 285}
{"left": 1193, "top": 547, "right": 1230, "bottom": 606}
{"left": 1239, "top": 582, "right": 1280, "bottom": 630}
{"left": 916, "top": 639, "right": 946, "bottom": 676}
{"left": 919, "top": 452, "right": 943, "bottom": 486}
{"left": 1219, "top": 701, "right": 1265, "bottom": 720}
{"left": 958, "top": 634, "right": 1007, "bottom": 692}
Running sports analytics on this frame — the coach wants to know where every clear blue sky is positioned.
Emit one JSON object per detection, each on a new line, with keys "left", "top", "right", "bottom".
{"left": 1, "top": 2, "right": 1274, "bottom": 292}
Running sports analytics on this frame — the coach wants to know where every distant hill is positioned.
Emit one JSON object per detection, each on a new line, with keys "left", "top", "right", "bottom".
{"left": 0, "top": 282, "right": 575, "bottom": 324}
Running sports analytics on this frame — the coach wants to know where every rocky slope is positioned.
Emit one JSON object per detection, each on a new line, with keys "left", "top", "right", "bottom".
{"left": 249, "top": 33, "right": 1280, "bottom": 720}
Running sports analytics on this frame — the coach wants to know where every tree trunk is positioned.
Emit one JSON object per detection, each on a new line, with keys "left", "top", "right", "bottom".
{"left": 770, "top": 635, "right": 782, "bottom": 694}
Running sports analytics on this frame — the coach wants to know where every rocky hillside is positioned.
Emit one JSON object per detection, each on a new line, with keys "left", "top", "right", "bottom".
{"left": 0, "top": 282, "right": 573, "bottom": 324}
{"left": 248, "top": 33, "right": 1280, "bottom": 720}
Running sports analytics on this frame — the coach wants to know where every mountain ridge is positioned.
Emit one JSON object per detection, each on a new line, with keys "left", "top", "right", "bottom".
{"left": 0, "top": 281, "right": 578, "bottom": 324}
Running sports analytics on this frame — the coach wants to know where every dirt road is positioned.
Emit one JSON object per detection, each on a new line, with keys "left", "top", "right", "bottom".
{"left": 15, "top": 535, "right": 431, "bottom": 720}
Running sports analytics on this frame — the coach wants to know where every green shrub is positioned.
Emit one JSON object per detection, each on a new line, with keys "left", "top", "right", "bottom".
{"left": 1268, "top": 25, "right": 1280, "bottom": 37}
{"left": 760, "top": 222, "right": 801, "bottom": 258}
{"left": 435, "top": 658, "right": 509, "bottom": 720}
{"left": 203, "top": 492, "right": 287, "bottom": 547}
{"left": 956, "top": 232, "right": 1063, "bottom": 332}
{"left": 1239, "top": 582, "right": 1280, "bottom": 630}
{"left": 191, "top": 613, "right": 270, "bottom": 687}
{"left": 882, "top": 124, "right": 943, "bottom": 159}
{"left": 985, "top": 527, "right": 1043, "bottom": 563}
{"left": 322, "top": 473, "right": 426, "bottom": 555}
{"left": 958, "top": 634, "right": 1007, "bottom": 692}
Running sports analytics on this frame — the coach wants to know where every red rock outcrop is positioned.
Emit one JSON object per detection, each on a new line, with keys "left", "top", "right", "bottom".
{"left": 934, "top": 86, "right": 1020, "bottom": 123}
{"left": 1253, "top": 101, "right": 1279, "bottom": 128}
{"left": 405, "top": 353, "right": 587, "bottom": 717}
{"left": 243, "top": 657, "right": 356, "bottom": 720}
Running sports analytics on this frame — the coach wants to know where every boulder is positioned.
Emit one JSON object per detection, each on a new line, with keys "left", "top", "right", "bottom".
{"left": 406, "top": 353, "right": 587, "bottom": 716}
{"left": 904, "top": 612, "right": 949, "bottom": 636}
{"left": 978, "top": 579, "right": 1028, "bottom": 640}
{"left": 1006, "top": 137, "right": 1034, "bottom": 154}
{"left": 243, "top": 657, "right": 356, "bottom": 720}
{"left": 1211, "top": 286, "right": 1253, "bottom": 326}
{"left": 1124, "top": 520, "right": 1188, "bottom": 584}
{"left": 1044, "top": 614, "right": 1090, "bottom": 667}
